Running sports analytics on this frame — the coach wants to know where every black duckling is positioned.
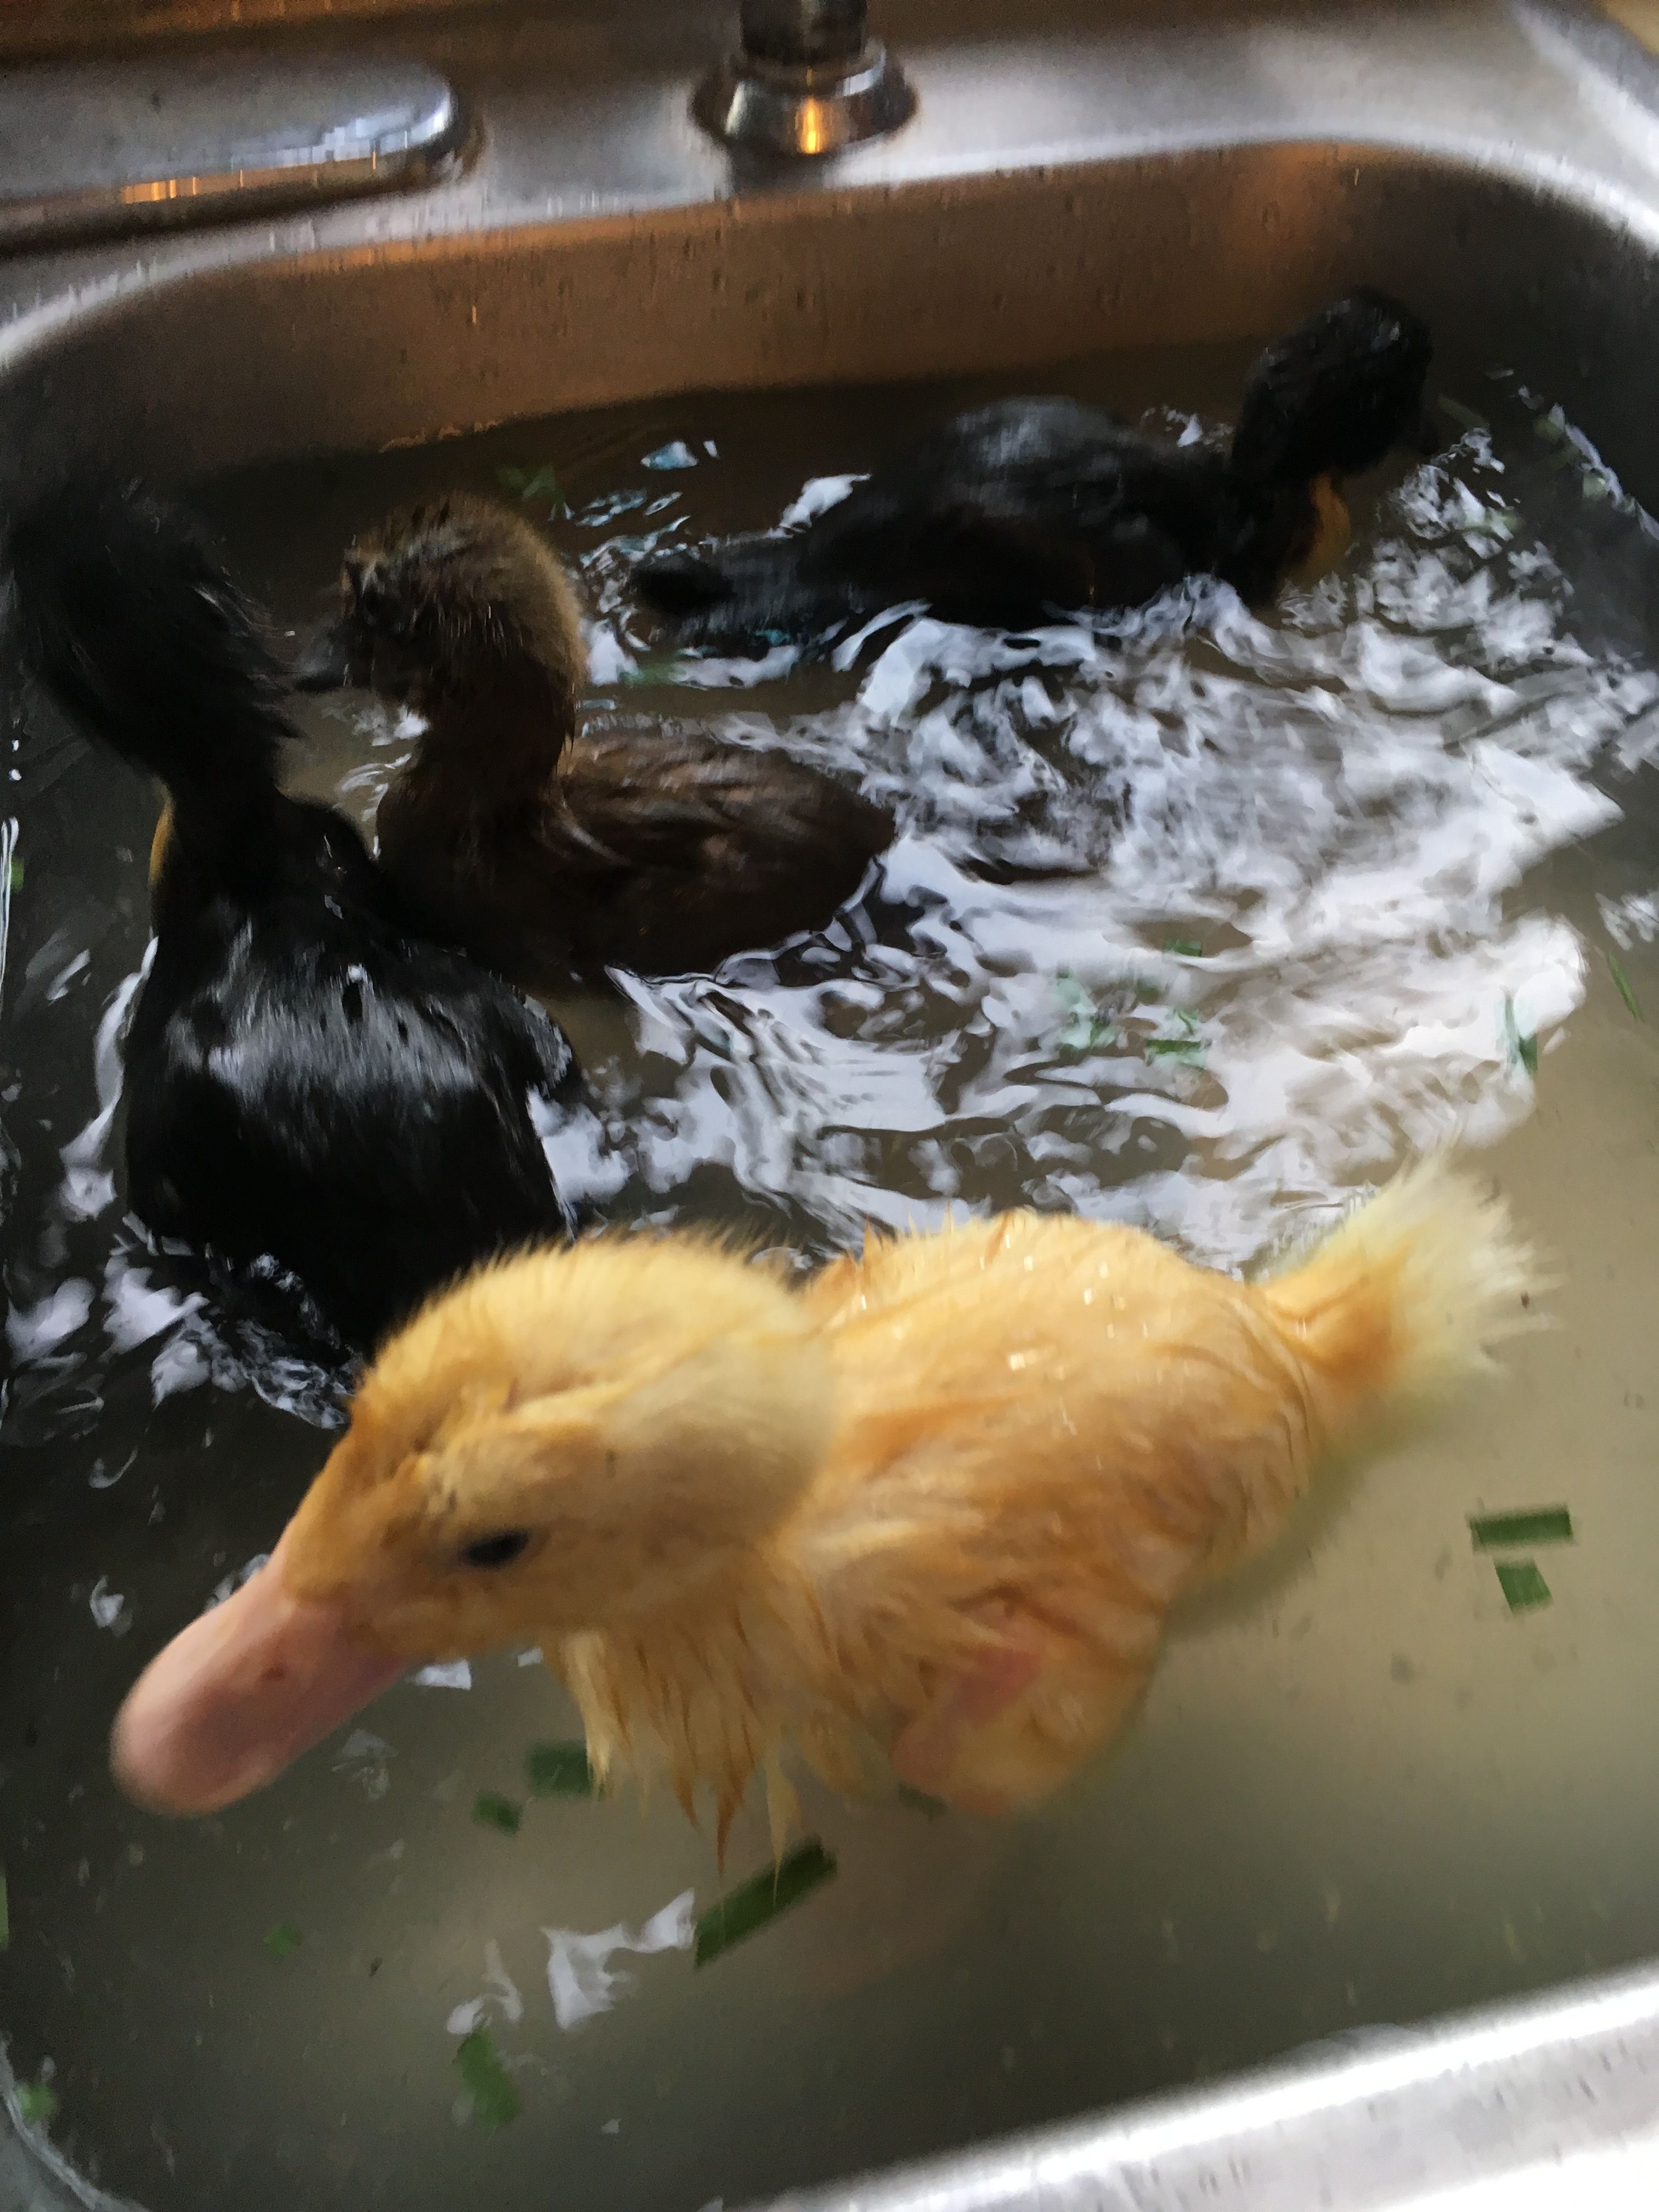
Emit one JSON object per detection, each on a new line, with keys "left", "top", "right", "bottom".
{"left": 291, "top": 494, "right": 891, "bottom": 991}
{"left": 8, "top": 482, "right": 584, "bottom": 1355}
{"left": 633, "top": 290, "right": 1433, "bottom": 647}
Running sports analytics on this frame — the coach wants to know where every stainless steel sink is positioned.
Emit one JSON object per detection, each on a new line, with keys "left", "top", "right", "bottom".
{"left": 5, "top": 1, "right": 1659, "bottom": 2205}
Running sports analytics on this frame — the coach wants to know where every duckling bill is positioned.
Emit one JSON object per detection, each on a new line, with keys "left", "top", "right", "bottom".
{"left": 113, "top": 1158, "right": 1538, "bottom": 1830}
{"left": 8, "top": 483, "right": 586, "bottom": 1353}
{"left": 634, "top": 290, "right": 1433, "bottom": 646}
{"left": 292, "top": 494, "right": 892, "bottom": 989}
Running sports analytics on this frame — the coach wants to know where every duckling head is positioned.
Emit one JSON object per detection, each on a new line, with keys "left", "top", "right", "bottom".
{"left": 292, "top": 492, "right": 586, "bottom": 724}
{"left": 1228, "top": 289, "right": 1434, "bottom": 495}
{"left": 110, "top": 1237, "right": 833, "bottom": 1815}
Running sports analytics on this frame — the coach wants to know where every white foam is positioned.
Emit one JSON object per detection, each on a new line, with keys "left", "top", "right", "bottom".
{"left": 542, "top": 1890, "right": 696, "bottom": 2030}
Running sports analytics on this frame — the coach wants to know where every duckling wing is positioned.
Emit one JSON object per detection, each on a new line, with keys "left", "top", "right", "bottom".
{"left": 535, "top": 731, "right": 890, "bottom": 972}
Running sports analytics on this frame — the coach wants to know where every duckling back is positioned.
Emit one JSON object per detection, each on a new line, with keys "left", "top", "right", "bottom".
{"left": 635, "top": 397, "right": 1225, "bottom": 646}
{"left": 562, "top": 1159, "right": 1537, "bottom": 1823}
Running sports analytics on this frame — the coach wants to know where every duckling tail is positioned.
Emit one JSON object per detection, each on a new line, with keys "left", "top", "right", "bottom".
{"left": 1228, "top": 289, "right": 1434, "bottom": 490}
{"left": 8, "top": 479, "right": 290, "bottom": 798}
{"left": 1255, "top": 1155, "right": 1544, "bottom": 1445}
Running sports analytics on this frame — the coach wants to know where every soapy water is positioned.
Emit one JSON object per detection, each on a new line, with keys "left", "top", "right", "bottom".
{"left": 6, "top": 353, "right": 1659, "bottom": 2212}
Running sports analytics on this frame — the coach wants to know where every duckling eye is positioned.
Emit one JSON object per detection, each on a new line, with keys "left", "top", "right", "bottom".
{"left": 460, "top": 1528, "right": 532, "bottom": 1570}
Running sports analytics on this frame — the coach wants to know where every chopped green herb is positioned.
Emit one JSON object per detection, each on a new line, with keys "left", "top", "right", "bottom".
{"left": 1533, "top": 411, "right": 1566, "bottom": 444}
{"left": 1133, "top": 978, "right": 1161, "bottom": 1006}
{"left": 1503, "top": 995, "right": 1538, "bottom": 1077}
{"left": 1054, "top": 972, "right": 1117, "bottom": 1056}
{"left": 895, "top": 1785, "right": 947, "bottom": 1820}
{"left": 16, "top": 2081, "right": 57, "bottom": 2130}
{"left": 493, "top": 463, "right": 563, "bottom": 508}
{"left": 455, "top": 2029, "right": 521, "bottom": 2131}
{"left": 694, "top": 1838, "right": 838, "bottom": 1967}
{"left": 525, "top": 1741, "right": 597, "bottom": 1796}
{"left": 1146, "top": 1037, "right": 1206, "bottom": 1066}
{"left": 263, "top": 1921, "right": 302, "bottom": 1960}
{"left": 1058, "top": 1016, "right": 1119, "bottom": 1056}
{"left": 618, "top": 652, "right": 685, "bottom": 688}
{"left": 1438, "top": 395, "right": 1489, "bottom": 433}
{"left": 0, "top": 1870, "right": 8, "bottom": 1952}
{"left": 1163, "top": 936, "right": 1205, "bottom": 958}
{"left": 1544, "top": 442, "right": 1579, "bottom": 474}
{"left": 1582, "top": 473, "right": 1612, "bottom": 504}
{"left": 1495, "top": 1560, "right": 1551, "bottom": 1612}
{"left": 1466, "top": 509, "right": 1519, "bottom": 543}
{"left": 1469, "top": 1506, "right": 1573, "bottom": 1550}
{"left": 1608, "top": 951, "right": 1643, "bottom": 1021}
{"left": 4, "top": 857, "right": 22, "bottom": 894}
{"left": 472, "top": 1791, "right": 523, "bottom": 1836}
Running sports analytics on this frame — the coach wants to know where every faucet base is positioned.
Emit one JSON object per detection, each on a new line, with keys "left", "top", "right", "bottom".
{"left": 693, "top": 38, "right": 915, "bottom": 157}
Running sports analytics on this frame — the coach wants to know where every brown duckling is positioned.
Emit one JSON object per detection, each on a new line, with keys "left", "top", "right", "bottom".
{"left": 293, "top": 495, "right": 892, "bottom": 988}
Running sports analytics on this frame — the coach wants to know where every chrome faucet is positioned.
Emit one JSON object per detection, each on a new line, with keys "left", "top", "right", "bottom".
{"left": 695, "top": 0, "right": 915, "bottom": 156}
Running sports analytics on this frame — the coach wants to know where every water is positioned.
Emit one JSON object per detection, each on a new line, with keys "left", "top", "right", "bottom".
{"left": 5, "top": 341, "right": 1659, "bottom": 2212}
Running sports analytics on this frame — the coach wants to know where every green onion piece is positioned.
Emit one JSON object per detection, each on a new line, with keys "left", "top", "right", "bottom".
{"left": 16, "top": 2081, "right": 57, "bottom": 2130}
{"left": 1502, "top": 995, "right": 1538, "bottom": 1076}
{"left": 0, "top": 1870, "right": 8, "bottom": 1952}
{"left": 694, "top": 1838, "right": 838, "bottom": 1967}
{"left": 1053, "top": 970, "right": 1093, "bottom": 1013}
{"left": 1495, "top": 1560, "right": 1551, "bottom": 1612}
{"left": 1469, "top": 1507, "right": 1573, "bottom": 1550}
{"left": 618, "top": 652, "right": 684, "bottom": 688}
{"left": 493, "top": 462, "right": 563, "bottom": 507}
{"left": 4, "top": 858, "right": 21, "bottom": 894}
{"left": 263, "top": 1921, "right": 302, "bottom": 1960}
{"left": 524, "top": 1742, "right": 597, "bottom": 1796}
{"left": 1146, "top": 1038, "right": 1206, "bottom": 1065}
{"left": 1163, "top": 937, "right": 1204, "bottom": 958}
{"left": 1608, "top": 951, "right": 1643, "bottom": 1021}
{"left": 1438, "top": 395, "right": 1489, "bottom": 433}
{"left": 1058, "top": 1015, "right": 1118, "bottom": 1056}
{"left": 1533, "top": 411, "right": 1566, "bottom": 444}
{"left": 472, "top": 1791, "right": 523, "bottom": 1836}
{"left": 455, "top": 2030, "right": 521, "bottom": 2131}
{"left": 1582, "top": 474, "right": 1611, "bottom": 504}
{"left": 1466, "top": 509, "right": 1519, "bottom": 542}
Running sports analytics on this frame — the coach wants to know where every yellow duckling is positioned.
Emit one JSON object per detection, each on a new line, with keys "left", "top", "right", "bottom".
{"left": 112, "top": 1159, "right": 1538, "bottom": 1837}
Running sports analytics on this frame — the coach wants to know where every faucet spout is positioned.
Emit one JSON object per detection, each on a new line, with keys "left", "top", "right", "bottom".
{"left": 696, "top": 0, "right": 915, "bottom": 156}
{"left": 738, "top": 0, "right": 868, "bottom": 69}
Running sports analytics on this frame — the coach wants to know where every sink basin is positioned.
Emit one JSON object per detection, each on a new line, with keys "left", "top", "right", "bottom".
{"left": 4, "top": 3, "right": 1659, "bottom": 2207}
